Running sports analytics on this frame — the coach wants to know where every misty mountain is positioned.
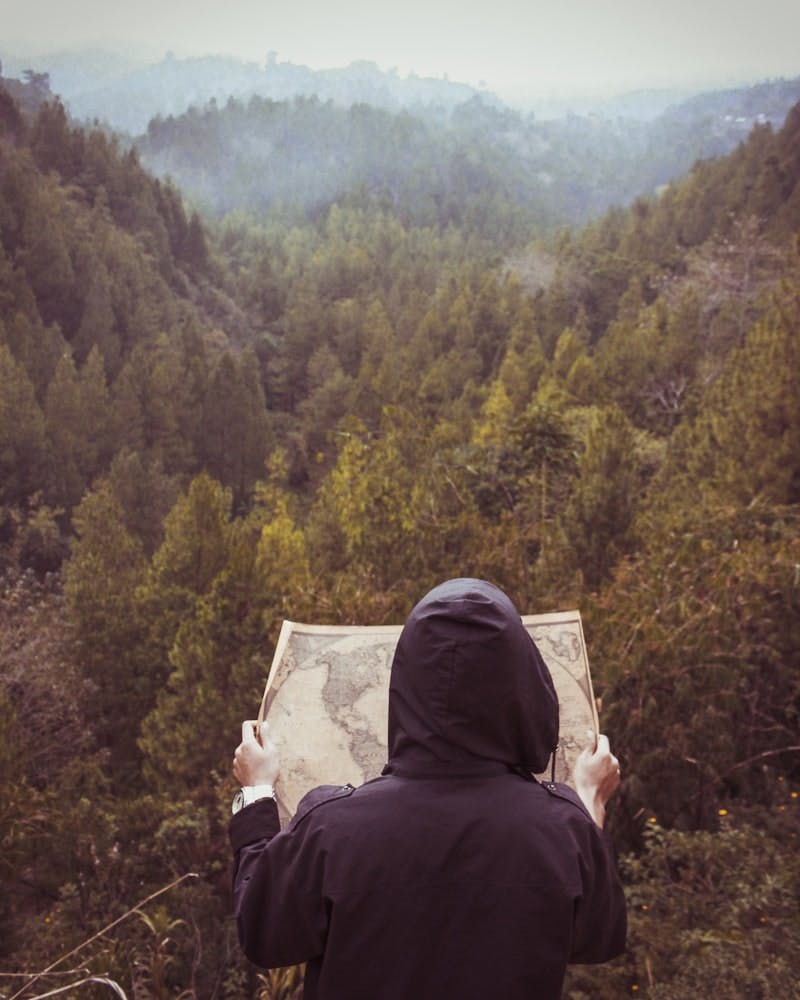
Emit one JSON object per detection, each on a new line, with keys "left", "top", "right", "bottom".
{"left": 0, "top": 49, "right": 492, "bottom": 134}
{"left": 136, "top": 96, "right": 559, "bottom": 239}
{"left": 134, "top": 78, "right": 800, "bottom": 233}
{"left": 5, "top": 45, "right": 798, "bottom": 236}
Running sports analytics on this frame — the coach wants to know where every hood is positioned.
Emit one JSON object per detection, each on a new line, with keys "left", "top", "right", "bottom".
{"left": 386, "top": 579, "right": 559, "bottom": 774}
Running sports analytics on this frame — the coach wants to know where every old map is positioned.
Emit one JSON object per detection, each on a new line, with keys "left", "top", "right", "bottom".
{"left": 258, "top": 612, "right": 598, "bottom": 821}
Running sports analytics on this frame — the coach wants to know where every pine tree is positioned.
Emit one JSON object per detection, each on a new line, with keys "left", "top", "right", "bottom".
{"left": 563, "top": 405, "right": 642, "bottom": 588}
{"left": 73, "top": 257, "right": 119, "bottom": 370}
{"left": 1, "top": 310, "right": 66, "bottom": 399}
{"left": 183, "top": 210, "right": 210, "bottom": 271}
{"left": 29, "top": 99, "right": 75, "bottom": 178}
{"left": 77, "top": 345, "right": 112, "bottom": 480}
{"left": 201, "top": 351, "right": 270, "bottom": 506}
{"left": 43, "top": 352, "right": 85, "bottom": 508}
{"left": 0, "top": 344, "right": 46, "bottom": 506}
{"left": 139, "top": 488, "right": 312, "bottom": 797}
{"left": 19, "top": 182, "right": 77, "bottom": 331}
{"left": 64, "top": 479, "right": 148, "bottom": 778}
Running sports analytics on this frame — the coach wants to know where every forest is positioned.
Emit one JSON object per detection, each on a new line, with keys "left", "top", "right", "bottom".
{"left": 136, "top": 76, "right": 800, "bottom": 228}
{"left": 0, "top": 66, "right": 799, "bottom": 999}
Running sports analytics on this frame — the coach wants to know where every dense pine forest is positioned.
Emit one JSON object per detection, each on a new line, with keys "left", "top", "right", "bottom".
{"left": 1, "top": 67, "right": 799, "bottom": 999}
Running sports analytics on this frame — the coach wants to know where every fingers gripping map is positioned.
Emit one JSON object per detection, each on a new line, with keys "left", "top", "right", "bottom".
{"left": 258, "top": 612, "right": 599, "bottom": 821}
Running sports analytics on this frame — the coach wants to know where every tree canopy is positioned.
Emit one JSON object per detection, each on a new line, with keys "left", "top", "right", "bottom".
{"left": 1, "top": 82, "right": 799, "bottom": 998}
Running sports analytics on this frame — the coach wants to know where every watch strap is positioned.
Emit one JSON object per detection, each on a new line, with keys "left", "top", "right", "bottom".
{"left": 241, "top": 783, "right": 275, "bottom": 806}
{"left": 232, "top": 783, "right": 276, "bottom": 815}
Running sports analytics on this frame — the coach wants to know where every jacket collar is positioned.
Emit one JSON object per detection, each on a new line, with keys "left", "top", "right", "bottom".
{"left": 381, "top": 758, "right": 519, "bottom": 780}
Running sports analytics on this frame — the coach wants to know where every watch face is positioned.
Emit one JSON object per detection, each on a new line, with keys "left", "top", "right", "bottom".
{"left": 232, "top": 789, "right": 245, "bottom": 815}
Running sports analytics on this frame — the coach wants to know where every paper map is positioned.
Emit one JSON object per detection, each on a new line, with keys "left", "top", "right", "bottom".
{"left": 258, "top": 612, "right": 598, "bottom": 821}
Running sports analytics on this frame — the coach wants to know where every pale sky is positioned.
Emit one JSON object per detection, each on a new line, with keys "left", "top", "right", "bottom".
{"left": 2, "top": 0, "right": 799, "bottom": 102}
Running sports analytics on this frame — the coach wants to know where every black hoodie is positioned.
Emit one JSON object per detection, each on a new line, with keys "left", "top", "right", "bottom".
{"left": 230, "top": 579, "right": 626, "bottom": 999}
{"left": 386, "top": 578, "right": 560, "bottom": 774}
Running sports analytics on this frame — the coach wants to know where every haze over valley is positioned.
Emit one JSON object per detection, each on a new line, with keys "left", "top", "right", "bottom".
{"left": 4, "top": 0, "right": 800, "bottom": 107}
{"left": 3, "top": 0, "right": 799, "bottom": 234}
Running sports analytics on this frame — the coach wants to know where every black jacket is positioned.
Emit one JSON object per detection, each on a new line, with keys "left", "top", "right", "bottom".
{"left": 230, "top": 579, "right": 626, "bottom": 998}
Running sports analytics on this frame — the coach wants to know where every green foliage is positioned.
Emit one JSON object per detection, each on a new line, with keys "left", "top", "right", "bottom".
{"left": 590, "top": 503, "right": 800, "bottom": 836}
{"left": 139, "top": 95, "right": 553, "bottom": 242}
{"left": 0, "top": 94, "right": 230, "bottom": 556}
{"left": 0, "top": 343, "right": 46, "bottom": 505}
{"left": 690, "top": 305, "right": 800, "bottom": 506}
{"left": 2, "top": 82, "right": 800, "bottom": 996}
{"left": 310, "top": 410, "right": 483, "bottom": 607}
{"left": 64, "top": 479, "right": 149, "bottom": 776}
{"left": 563, "top": 405, "right": 643, "bottom": 588}
{"left": 200, "top": 348, "right": 272, "bottom": 506}
{"left": 565, "top": 813, "right": 800, "bottom": 999}
{"left": 139, "top": 473, "right": 313, "bottom": 796}
{"left": 44, "top": 352, "right": 95, "bottom": 509}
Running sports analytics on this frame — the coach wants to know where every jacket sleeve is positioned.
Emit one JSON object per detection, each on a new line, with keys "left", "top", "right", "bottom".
{"left": 542, "top": 782, "right": 627, "bottom": 964}
{"left": 229, "top": 785, "right": 353, "bottom": 970}
{"left": 569, "top": 816, "right": 627, "bottom": 964}
{"left": 229, "top": 797, "right": 328, "bottom": 969}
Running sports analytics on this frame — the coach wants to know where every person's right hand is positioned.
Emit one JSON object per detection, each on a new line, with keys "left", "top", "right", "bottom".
{"left": 573, "top": 734, "right": 621, "bottom": 829}
{"left": 233, "top": 720, "right": 280, "bottom": 787}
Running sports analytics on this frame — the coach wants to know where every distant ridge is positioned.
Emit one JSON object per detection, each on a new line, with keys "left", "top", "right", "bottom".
{"left": 0, "top": 49, "right": 495, "bottom": 134}
{"left": 133, "top": 74, "right": 800, "bottom": 228}
{"left": 3, "top": 46, "right": 798, "bottom": 138}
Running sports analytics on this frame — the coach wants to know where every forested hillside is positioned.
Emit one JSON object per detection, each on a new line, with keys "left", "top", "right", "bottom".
{"left": 1, "top": 79, "right": 799, "bottom": 999}
{"left": 137, "top": 77, "right": 800, "bottom": 227}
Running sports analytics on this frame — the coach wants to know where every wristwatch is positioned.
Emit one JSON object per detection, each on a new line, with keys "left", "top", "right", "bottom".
{"left": 232, "top": 784, "right": 276, "bottom": 814}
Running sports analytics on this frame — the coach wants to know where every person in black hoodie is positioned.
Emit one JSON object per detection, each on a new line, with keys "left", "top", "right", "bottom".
{"left": 230, "top": 578, "right": 626, "bottom": 999}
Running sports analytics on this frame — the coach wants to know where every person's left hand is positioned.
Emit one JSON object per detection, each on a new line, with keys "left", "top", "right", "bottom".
{"left": 233, "top": 720, "right": 280, "bottom": 786}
